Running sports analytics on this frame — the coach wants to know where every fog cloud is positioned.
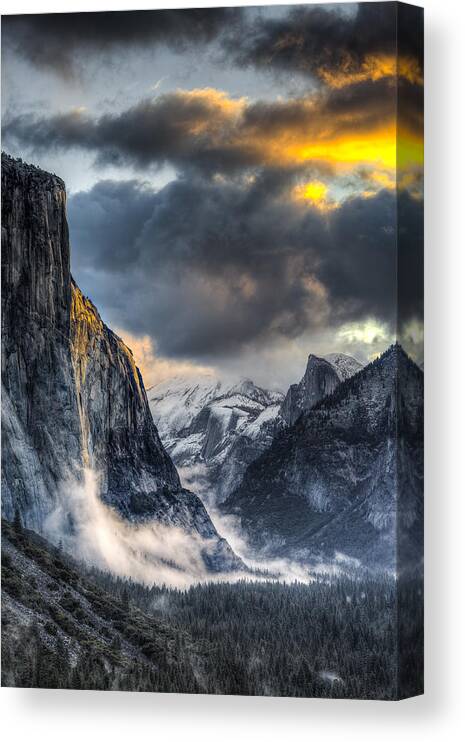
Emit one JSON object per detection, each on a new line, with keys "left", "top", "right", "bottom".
{"left": 44, "top": 468, "right": 323, "bottom": 588}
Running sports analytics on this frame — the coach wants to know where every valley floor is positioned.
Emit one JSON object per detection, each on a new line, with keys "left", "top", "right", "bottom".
{"left": 1, "top": 520, "right": 422, "bottom": 699}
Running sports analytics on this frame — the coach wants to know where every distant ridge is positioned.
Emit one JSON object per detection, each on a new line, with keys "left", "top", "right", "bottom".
{"left": 222, "top": 342, "right": 423, "bottom": 570}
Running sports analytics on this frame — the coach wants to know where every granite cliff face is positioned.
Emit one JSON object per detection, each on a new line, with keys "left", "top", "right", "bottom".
{"left": 1, "top": 155, "right": 82, "bottom": 528}
{"left": 70, "top": 282, "right": 180, "bottom": 519}
{"left": 222, "top": 345, "right": 424, "bottom": 570}
{"left": 279, "top": 354, "right": 340, "bottom": 427}
{"left": 1, "top": 154, "right": 241, "bottom": 572}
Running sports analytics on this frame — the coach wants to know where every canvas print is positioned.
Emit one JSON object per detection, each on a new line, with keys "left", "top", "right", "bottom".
{"left": 1, "top": 2, "right": 424, "bottom": 699}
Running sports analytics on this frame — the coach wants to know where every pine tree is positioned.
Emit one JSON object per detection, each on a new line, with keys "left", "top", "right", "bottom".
{"left": 121, "top": 585, "right": 130, "bottom": 612}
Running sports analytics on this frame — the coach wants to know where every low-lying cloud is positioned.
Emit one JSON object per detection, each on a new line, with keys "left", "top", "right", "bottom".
{"left": 45, "top": 469, "right": 221, "bottom": 588}
{"left": 43, "top": 467, "right": 330, "bottom": 588}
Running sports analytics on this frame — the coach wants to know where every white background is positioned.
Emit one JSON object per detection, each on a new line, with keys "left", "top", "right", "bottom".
{"left": 1, "top": 0, "right": 464, "bottom": 739}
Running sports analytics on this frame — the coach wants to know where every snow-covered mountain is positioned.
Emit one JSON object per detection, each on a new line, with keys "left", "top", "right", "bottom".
{"left": 149, "top": 352, "right": 363, "bottom": 506}
{"left": 148, "top": 374, "right": 224, "bottom": 441}
{"left": 325, "top": 353, "right": 363, "bottom": 382}
{"left": 149, "top": 377, "right": 284, "bottom": 504}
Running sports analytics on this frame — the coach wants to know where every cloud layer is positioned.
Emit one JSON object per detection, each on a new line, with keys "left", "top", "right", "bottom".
{"left": 2, "top": 8, "right": 242, "bottom": 77}
{"left": 230, "top": 2, "right": 423, "bottom": 85}
{"left": 67, "top": 175, "right": 422, "bottom": 363}
{"left": 4, "top": 80, "right": 421, "bottom": 178}
{"left": 2, "top": 2, "right": 424, "bottom": 377}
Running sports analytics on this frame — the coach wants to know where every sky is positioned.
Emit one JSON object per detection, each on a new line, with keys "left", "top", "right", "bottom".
{"left": 1, "top": 3, "right": 424, "bottom": 390}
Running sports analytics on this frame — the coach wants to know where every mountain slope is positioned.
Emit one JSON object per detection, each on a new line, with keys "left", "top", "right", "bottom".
{"left": 2, "top": 155, "right": 83, "bottom": 528}
{"left": 1, "top": 519, "right": 203, "bottom": 691}
{"left": 1, "top": 153, "right": 241, "bottom": 572}
{"left": 222, "top": 345, "right": 424, "bottom": 570}
{"left": 149, "top": 353, "right": 362, "bottom": 506}
{"left": 150, "top": 376, "right": 284, "bottom": 503}
{"left": 325, "top": 353, "right": 363, "bottom": 381}
{"left": 70, "top": 282, "right": 180, "bottom": 519}
{"left": 2, "top": 518, "right": 414, "bottom": 699}
{"left": 149, "top": 374, "right": 224, "bottom": 442}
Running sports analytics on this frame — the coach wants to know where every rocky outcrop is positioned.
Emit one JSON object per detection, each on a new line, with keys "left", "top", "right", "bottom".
{"left": 279, "top": 354, "right": 340, "bottom": 426}
{"left": 222, "top": 345, "right": 424, "bottom": 571}
{"left": 1, "top": 153, "right": 242, "bottom": 572}
{"left": 324, "top": 353, "right": 363, "bottom": 382}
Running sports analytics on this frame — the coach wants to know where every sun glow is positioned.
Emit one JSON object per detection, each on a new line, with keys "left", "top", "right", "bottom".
{"left": 178, "top": 89, "right": 422, "bottom": 178}
{"left": 337, "top": 319, "right": 392, "bottom": 347}
{"left": 292, "top": 126, "right": 398, "bottom": 170}
{"left": 293, "top": 180, "right": 335, "bottom": 210}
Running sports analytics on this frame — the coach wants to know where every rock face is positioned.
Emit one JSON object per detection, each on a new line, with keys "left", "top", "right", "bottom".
{"left": 279, "top": 354, "right": 340, "bottom": 426}
{"left": 1, "top": 155, "right": 82, "bottom": 529}
{"left": 1, "top": 154, "right": 241, "bottom": 572}
{"left": 150, "top": 376, "right": 284, "bottom": 504}
{"left": 70, "top": 282, "right": 180, "bottom": 520}
{"left": 222, "top": 345, "right": 424, "bottom": 571}
{"left": 324, "top": 353, "right": 363, "bottom": 382}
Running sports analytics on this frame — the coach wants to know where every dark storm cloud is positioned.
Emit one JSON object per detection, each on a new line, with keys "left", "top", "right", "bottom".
{"left": 67, "top": 176, "right": 423, "bottom": 360}
{"left": 2, "top": 4, "right": 423, "bottom": 86}
{"left": 230, "top": 2, "right": 423, "bottom": 81}
{"left": 1, "top": 8, "right": 243, "bottom": 77}
{"left": 3, "top": 90, "right": 251, "bottom": 174}
{"left": 3, "top": 78, "right": 414, "bottom": 176}
{"left": 69, "top": 179, "right": 158, "bottom": 273}
{"left": 397, "top": 188, "right": 424, "bottom": 328}
{"left": 68, "top": 174, "right": 326, "bottom": 357}
{"left": 319, "top": 190, "right": 398, "bottom": 320}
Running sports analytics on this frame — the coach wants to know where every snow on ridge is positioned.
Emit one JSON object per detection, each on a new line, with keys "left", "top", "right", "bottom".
{"left": 324, "top": 353, "right": 363, "bottom": 382}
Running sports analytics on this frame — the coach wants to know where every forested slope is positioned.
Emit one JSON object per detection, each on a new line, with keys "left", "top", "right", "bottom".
{"left": 1, "top": 519, "right": 422, "bottom": 698}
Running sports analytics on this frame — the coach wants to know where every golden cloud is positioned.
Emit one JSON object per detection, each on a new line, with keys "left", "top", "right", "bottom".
{"left": 177, "top": 87, "right": 423, "bottom": 182}
{"left": 114, "top": 329, "right": 214, "bottom": 387}
{"left": 318, "top": 54, "right": 423, "bottom": 89}
{"left": 293, "top": 180, "right": 337, "bottom": 211}
{"left": 7, "top": 81, "right": 423, "bottom": 203}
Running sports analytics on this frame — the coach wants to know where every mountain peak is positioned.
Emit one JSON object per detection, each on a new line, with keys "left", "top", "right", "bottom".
{"left": 305, "top": 353, "right": 335, "bottom": 374}
{"left": 312, "top": 342, "right": 423, "bottom": 419}
{"left": 368, "top": 342, "right": 420, "bottom": 375}
{"left": 280, "top": 353, "right": 340, "bottom": 426}
{"left": 2, "top": 151, "right": 65, "bottom": 192}
{"left": 222, "top": 342, "right": 424, "bottom": 571}
{"left": 324, "top": 352, "right": 363, "bottom": 382}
